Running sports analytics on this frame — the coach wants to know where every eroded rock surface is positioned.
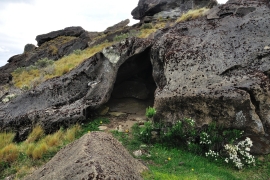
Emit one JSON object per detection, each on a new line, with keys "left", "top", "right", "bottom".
{"left": 24, "top": 132, "right": 147, "bottom": 180}
{"left": 0, "top": 27, "right": 89, "bottom": 86}
{"left": 152, "top": 0, "right": 270, "bottom": 154}
{"left": 131, "top": 0, "right": 217, "bottom": 21}
{"left": 36, "top": 26, "right": 86, "bottom": 46}
{"left": 0, "top": 38, "right": 153, "bottom": 141}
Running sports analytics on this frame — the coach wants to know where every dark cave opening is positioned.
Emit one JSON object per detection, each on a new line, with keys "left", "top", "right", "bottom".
{"left": 106, "top": 48, "right": 157, "bottom": 118}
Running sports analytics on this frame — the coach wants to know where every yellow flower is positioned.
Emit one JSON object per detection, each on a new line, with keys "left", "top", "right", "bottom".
{"left": 100, "top": 121, "right": 103, "bottom": 124}
{"left": 191, "top": 168, "right": 194, "bottom": 171}
{"left": 168, "top": 157, "right": 171, "bottom": 161}
{"left": 125, "top": 129, "right": 129, "bottom": 133}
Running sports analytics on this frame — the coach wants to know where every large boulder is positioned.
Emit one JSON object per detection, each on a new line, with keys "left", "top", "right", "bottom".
{"left": 0, "top": 38, "right": 153, "bottom": 141}
{"left": 151, "top": 0, "right": 270, "bottom": 154}
{"left": 104, "top": 19, "right": 130, "bottom": 34}
{"left": 36, "top": 26, "right": 86, "bottom": 46}
{"left": 131, "top": 0, "right": 217, "bottom": 20}
{"left": 0, "top": 28, "right": 89, "bottom": 86}
{"left": 25, "top": 132, "right": 147, "bottom": 180}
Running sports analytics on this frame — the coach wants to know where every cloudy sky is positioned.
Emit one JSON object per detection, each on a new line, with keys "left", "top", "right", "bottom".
{"left": 0, "top": 0, "right": 228, "bottom": 67}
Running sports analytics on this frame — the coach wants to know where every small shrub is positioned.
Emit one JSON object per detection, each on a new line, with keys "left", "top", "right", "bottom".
{"left": 26, "top": 126, "right": 44, "bottom": 143}
{"left": 145, "top": 107, "right": 156, "bottom": 118}
{"left": 224, "top": 137, "right": 255, "bottom": 169}
{"left": 13, "top": 67, "right": 26, "bottom": 74}
{"left": 35, "top": 58, "right": 54, "bottom": 69}
{"left": 139, "top": 121, "right": 154, "bottom": 143}
{"left": 21, "top": 85, "right": 30, "bottom": 91}
{"left": 2, "top": 94, "right": 17, "bottom": 103}
{"left": 73, "top": 49, "right": 82, "bottom": 55}
{"left": 113, "top": 33, "right": 130, "bottom": 42}
{"left": 141, "top": 23, "right": 153, "bottom": 29}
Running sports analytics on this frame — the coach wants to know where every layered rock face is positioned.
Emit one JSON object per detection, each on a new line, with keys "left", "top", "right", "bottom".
{"left": 0, "top": 38, "right": 153, "bottom": 140}
{"left": 0, "top": 26, "right": 89, "bottom": 86}
{"left": 152, "top": 0, "right": 270, "bottom": 154}
{"left": 25, "top": 132, "right": 147, "bottom": 180}
{"left": 131, "top": 0, "right": 217, "bottom": 21}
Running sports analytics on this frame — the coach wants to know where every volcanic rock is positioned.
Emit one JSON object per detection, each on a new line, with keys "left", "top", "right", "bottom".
{"left": 151, "top": 0, "right": 270, "bottom": 154}
{"left": 0, "top": 38, "right": 153, "bottom": 141}
{"left": 131, "top": 0, "right": 217, "bottom": 20}
{"left": 36, "top": 26, "right": 86, "bottom": 46}
{"left": 104, "top": 19, "right": 130, "bottom": 34}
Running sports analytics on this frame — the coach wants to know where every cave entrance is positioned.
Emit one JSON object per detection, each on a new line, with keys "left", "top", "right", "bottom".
{"left": 106, "top": 48, "right": 156, "bottom": 121}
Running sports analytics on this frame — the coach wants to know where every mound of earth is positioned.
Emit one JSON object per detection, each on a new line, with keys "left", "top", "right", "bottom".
{"left": 24, "top": 132, "right": 147, "bottom": 180}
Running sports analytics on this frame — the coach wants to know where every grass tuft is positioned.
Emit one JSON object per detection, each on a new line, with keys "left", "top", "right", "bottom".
{"left": 31, "top": 142, "right": 48, "bottom": 160}
{"left": 26, "top": 125, "right": 44, "bottom": 143}
{"left": 0, "top": 144, "right": 19, "bottom": 163}
{"left": 0, "top": 132, "right": 15, "bottom": 149}
{"left": 177, "top": 8, "right": 209, "bottom": 23}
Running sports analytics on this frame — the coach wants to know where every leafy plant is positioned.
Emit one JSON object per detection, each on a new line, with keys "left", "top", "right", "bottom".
{"left": 35, "top": 58, "right": 54, "bottom": 69}
{"left": 141, "top": 23, "right": 153, "bottom": 29}
{"left": 113, "top": 33, "right": 130, "bottom": 42}
{"left": 145, "top": 107, "right": 156, "bottom": 118}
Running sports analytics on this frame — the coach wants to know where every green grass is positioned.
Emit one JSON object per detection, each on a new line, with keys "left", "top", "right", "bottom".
{"left": 0, "top": 118, "right": 110, "bottom": 179}
{"left": 111, "top": 124, "right": 270, "bottom": 180}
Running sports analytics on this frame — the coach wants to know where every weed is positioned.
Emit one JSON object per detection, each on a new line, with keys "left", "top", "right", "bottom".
{"left": 145, "top": 106, "right": 156, "bottom": 118}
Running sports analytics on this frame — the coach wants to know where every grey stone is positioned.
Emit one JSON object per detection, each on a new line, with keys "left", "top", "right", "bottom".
{"left": 24, "top": 132, "right": 147, "bottom": 180}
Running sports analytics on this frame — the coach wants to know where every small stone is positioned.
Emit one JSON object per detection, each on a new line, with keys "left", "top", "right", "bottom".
{"left": 98, "top": 126, "right": 107, "bottom": 131}
{"left": 133, "top": 150, "right": 142, "bottom": 157}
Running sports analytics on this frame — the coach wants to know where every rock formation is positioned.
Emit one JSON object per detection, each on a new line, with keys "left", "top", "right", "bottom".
{"left": 152, "top": 0, "right": 270, "bottom": 154}
{"left": 24, "top": 132, "right": 147, "bottom": 180}
{"left": 132, "top": 0, "right": 217, "bottom": 22}
{"left": 0, "top": 26, "right": 89, "bottom": 86}
{"left": 0, "top": 0, "right": 270, "bottom": 155}
{"left": 0, "top": 37, "right": 153, "bottom": 141}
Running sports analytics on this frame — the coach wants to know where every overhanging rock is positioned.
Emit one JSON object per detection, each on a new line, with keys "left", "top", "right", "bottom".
{"left": 0, "top": 38, "right": 153, "bottom": 141}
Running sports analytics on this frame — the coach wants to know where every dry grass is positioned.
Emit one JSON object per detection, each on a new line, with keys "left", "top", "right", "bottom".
{"left": 31, "top": 142, "right": 48, "bottom": 160}
{"left": 26, "top": 125, "right": 44, "bottom": 143}
{"left": 64, "top": 124, "right": 81, "bottom": 142}
{"left": 12, "top": 42, "right": 113, "bottom": 89}
{"left": 0, "top": 132, "right": 15, "bottom": 149}
{"left": 176, "top": 8, "right": 209, "bottom": 23}
{"left": 137, "top": 22, "right": 166, "bottom": 39}
{"left": 43, "top": 129, "right": 63, "bottom": 147}
{"left": 0, "top": 144, "right": 19, "bottom": 163}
